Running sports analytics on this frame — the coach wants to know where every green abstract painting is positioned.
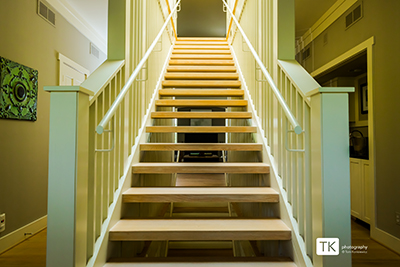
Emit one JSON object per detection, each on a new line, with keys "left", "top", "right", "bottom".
{"left": 0, "top": 56, "right": 38, "bottom": 121}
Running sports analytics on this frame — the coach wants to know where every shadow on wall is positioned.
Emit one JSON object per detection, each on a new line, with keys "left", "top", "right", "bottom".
{"left": 177, "top": 0, "right": 226, "bottom": 37}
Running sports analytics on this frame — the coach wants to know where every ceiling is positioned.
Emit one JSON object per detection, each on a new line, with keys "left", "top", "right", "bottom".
{"left": 295, "top": 0, "right": 338, "bottom": 38}
{"left": 64, "top": 0, "right": 108, "bottom": 42}
{"left": 62, "top": 0, "right": 338, "bottom": 48}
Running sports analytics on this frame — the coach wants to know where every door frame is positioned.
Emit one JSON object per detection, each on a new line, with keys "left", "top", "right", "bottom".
{"left": 58, "top": 53, "right": 90, "bottom": 86}
{"left": 311, "top": 36, "right": 376, "bottom": 234}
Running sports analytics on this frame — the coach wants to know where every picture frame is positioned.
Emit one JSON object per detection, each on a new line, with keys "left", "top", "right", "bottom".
{"left": 360, "top": 83, "right": 368, "bottom": 114}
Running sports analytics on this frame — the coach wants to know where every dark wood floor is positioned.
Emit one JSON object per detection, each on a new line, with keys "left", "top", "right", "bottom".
{"left": 0, "top": 219, "right": 399, "bottom": 266}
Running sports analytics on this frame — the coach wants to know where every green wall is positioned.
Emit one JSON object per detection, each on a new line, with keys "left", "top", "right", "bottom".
{"left": 0, "top": 0, "right": 106, "bottom": 237}
{"left": 299, "top": 0, "right": 400, "bottom": 239}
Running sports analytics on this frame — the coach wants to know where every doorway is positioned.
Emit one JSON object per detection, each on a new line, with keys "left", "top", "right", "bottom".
{"left": 311, "top": 37, "right": 375, "bottom": 238}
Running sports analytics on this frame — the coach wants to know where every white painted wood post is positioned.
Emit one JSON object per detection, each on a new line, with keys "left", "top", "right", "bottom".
{"left": 45, "top": 86, "right": 94, "bottom": 267}
{"left": 308, "top": 87, "right": 354, "bottom": 267}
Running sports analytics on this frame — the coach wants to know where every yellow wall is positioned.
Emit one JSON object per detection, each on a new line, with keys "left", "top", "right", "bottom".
{"left": 0, "top": 0, "right": 106, "bottom": 236}
{"left": 299, "top": 0, "right": 400, "bottom": 239}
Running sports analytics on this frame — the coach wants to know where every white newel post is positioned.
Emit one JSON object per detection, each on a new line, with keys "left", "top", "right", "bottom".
{"left": 308, "top": 87, "right": 354, "bottom": 267}
{"left": 45, "top": 86, "right": 94, "bottom": 267}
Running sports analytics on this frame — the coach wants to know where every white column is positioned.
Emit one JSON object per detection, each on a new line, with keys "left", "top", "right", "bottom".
{"left": 45, "top": 86, "right": 93, "bottom": 267}
{"left": 308, "top": 87, "right": 354, "bottom": 267}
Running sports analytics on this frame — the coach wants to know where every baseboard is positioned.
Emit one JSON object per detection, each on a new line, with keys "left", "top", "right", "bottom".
{"left": 371, "top": 226, "right": 400, "bottom": 255}
{"left": 0, "top": 215, "right": 47, "bottom": 254}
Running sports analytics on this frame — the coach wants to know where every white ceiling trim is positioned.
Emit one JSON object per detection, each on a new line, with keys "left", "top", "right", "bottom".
{"left": 46, "top": 0, "right": 107, "bottom": 54}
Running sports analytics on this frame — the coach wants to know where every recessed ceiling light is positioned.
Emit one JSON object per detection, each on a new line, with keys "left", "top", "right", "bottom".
{"left": 349, "top": 68, "right": 363, "bottom": 73}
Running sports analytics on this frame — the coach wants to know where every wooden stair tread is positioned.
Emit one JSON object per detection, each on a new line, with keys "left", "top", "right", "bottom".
{"left": 162, "top": 80, "right": 241, "bottom": 88}
{"left": 123, "top": 187, "right": 279, "bottom": 203}
{"left": 172, "top": 50, "right": 232, "bottom": 54}
{"left": 164, "top": 72, "right": 238, "bottom": 80}
{"left": 106, "top": 257, "right": 296, "bottom": 265}
{"left": 169, "top": 60, "right": 235, "bottom": 66}
{"left": 140, "top": 143, "right": 262, "bottom": 151}
{"left": 159, "top": 89, "right": 243, "bottom": 97}
{"left": 167, "top": 66, "right": 236, "bottom": 72}
{"left": 155, "top": 100, "right": 247, "bottom": 107}
{"left": 175, "top": 41, "right": 229, "bottom": 45}
{"left": 146, "top": 126, "right": 256, "bottom": 133}
{"left": 132, "top": 162, "right": 269, "bottom": 174}
{"left": 151, "top": 112, "right": 252, "bottom": 119}
{"left": 174, "top": 45, "right": 230, "bottom": 50}
{"left": 109, "top": 219, "right": 291, "bottom": 241}
{"left": 170, "top": 55, "right": 233, "bottom": 60}
{"left": 176, "top": 37, "right": 227, "bottom": 42}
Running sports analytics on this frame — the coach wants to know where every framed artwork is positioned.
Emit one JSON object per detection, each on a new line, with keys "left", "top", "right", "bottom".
{"left": 360, "top": 83, "right": 368, "bottom": 114}
{"left": 0, "top": 57, "right": 38, "bottom": 121}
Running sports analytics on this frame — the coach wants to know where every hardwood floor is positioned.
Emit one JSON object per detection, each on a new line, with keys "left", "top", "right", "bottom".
{"left": 0, "top": 229, "right": 46, "bottom": 267}
{"left": 1, "top": 220, "right": 399, "bottom": 266}
{"left": 351, "top": 218, "right": 400, "bottom": 267}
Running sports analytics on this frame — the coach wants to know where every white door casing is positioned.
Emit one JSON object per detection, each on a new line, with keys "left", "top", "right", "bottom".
{"left": 58, "top": 53, "right": 90, "bottom": 86}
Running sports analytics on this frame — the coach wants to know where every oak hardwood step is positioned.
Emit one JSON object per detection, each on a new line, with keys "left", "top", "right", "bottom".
{"left": 169, "top": 60, "right": 235, "bottom": 66}
{"left": 176, "top": 37, "right": 227, "bottom": 42}
{"left": 146, "top": 126, "right": 256, "bottom": 133}
{"left": 162, "top": 80, "right": 241, "bottom": 88}
{"left": 164, "top": 72, "right": 238, "bottom": 80}
{"left": 172, "top": 50, "right": 232, "bottom": 54}
{"left": 140, "top": 143, "right": 262, "bottom": 151}
{"left": 167, "top": 66, "right": 236, "bottom": 72}
{"left": 174, "top": 45, "right": 230, "bottom": 50}
{"left": 155, "top": 100, "right": 247, "bottom": 107}
{"left": 151, "top": 111, "right": 252, "bottom": 119}
{"left": 159, "top": 89, "right": 243, "bottom": 97}
{"left": 106, "top": 257, "right": 296, "bottom": 265}
{"left": 132, "top": 162, "right": 269, "bottom": 174}
{"left": 175, "top": 41, "right": 229, "bottom": 46}
{"left": 170, "top": 55, "right": 233, "bottom": 60}
{"left": 122, "top": 187, "right": 279, "bottom": 203}
{"left": 109, "top": 219, "right": 291, "bottom": 241}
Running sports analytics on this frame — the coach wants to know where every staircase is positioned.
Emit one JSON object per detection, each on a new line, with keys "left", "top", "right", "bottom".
{"left": 105, "top": 38, "right": 296, "bottom": 266}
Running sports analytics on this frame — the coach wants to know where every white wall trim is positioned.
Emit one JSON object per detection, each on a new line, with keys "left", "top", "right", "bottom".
{"left": 0, "top": 215, "right": 47, "bottom": 254}
{"left": 296, "top": 0, "right": 358, "bottom": 54}
{"left": 46, "top": 0, "right": 107, "bottom": 54}
{"left": 372, "top": 227, "right": 400, "bottom": 255}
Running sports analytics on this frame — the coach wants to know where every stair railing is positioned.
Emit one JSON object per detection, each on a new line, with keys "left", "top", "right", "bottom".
{"left": 223, "top": 0, "right": 353, "bottom": 266}
{"left": 222, "top": 0, "right": 302, "bottom": 136}
{"left": 45, "top": 1, "right": 180, "bottom": 266}
{"left": 97, "top": 0, "right": 181, "bottom": 135}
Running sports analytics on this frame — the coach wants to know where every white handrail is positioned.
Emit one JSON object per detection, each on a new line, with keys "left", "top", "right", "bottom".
{"left": 96, "top": 0, "right": 181, "bottom": 134}
{"left": 222, "top": 0, "right": 302, "bottom": 135}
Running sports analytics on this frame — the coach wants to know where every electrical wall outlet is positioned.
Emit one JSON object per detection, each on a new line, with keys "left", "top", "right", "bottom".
{"left": 396, "top": 212, "right": 400, "bottom": 226}
{"left": 0, "top": 213, "right": 5, "bottom": 233}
